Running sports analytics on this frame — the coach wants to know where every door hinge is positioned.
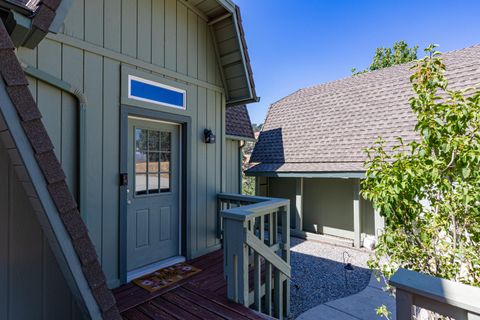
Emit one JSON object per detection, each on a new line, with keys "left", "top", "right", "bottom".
{"left": 120, "top": 173, "right": 128, "bottom": 186}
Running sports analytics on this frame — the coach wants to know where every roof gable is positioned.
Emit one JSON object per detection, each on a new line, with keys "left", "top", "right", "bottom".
{"left": 249, "top": 45, "right": 480, "bottom": 174}
{"left": 186, "top": 0, "right": 258, "bottom": 106}
{"left": 226, "top": 105, "right": 255, "bottom": 140}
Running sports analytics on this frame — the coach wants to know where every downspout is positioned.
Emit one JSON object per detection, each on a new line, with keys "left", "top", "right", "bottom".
{"left": 20, "top": 60, "right": 88, "bottom": 221}
{"left": 238, "top": 140, "right": 245, "bottom": 194}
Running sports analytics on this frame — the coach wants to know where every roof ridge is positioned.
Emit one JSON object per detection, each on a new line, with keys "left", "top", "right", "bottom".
{"left": 280, "top": 43, "right": 480, "bottom": 100}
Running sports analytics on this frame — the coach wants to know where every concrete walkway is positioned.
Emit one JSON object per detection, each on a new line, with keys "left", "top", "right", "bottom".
{"left": 296, "top": 273, "right": 396, "bottom": 320}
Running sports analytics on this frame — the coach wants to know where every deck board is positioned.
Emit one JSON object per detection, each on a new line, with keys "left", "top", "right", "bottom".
{"left": 114, "top": 250, "right": 271, "bottom": 320}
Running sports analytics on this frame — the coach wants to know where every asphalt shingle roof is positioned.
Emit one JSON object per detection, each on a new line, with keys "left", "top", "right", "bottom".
{"left": 249, "top": 45, "right": 480, "bottom": 174}
{"left": 226, "top": 104, "right": 255, "bottom": 139}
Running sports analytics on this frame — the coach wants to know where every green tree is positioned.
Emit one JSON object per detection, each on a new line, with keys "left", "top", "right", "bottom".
{"left": 362, "top": 44, "right": 480, "bottom": 292}
{"left": 352, "top": 41, "right": 418, "bottom": 75}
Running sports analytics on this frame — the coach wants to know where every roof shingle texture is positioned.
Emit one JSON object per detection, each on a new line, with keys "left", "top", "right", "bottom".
{"left": 249, "top": 45, "right": 480, "bottom": 173}
{"left": 226, "top": 104, "right": 255, "bottom": 139}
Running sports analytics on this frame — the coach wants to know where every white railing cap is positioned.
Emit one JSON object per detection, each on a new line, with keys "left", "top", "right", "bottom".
{"left": 220, "top": 196, "right": 289, "bottom": 221}
{"left": 390, "top": 268, "right": 480, "bottom": 314}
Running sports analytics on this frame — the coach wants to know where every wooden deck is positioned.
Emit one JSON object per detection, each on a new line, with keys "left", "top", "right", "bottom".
{"left": 114, "top": 250, "right": 271, "bottom": 320}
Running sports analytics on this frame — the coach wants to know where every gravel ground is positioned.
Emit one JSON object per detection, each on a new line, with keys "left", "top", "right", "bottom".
{"left": 289, "top": 237, "right": 372, "bottom": 319}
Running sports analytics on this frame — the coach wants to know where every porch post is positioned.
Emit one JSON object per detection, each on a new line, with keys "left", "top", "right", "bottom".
{"left": 374, "top": 207, "right": 385, "bottom": 239}
{"left": 353, "top": 179, "right": 361, "bottom": 248}
{"left": 295, "top": 177, "right": 303, "bottom": 232}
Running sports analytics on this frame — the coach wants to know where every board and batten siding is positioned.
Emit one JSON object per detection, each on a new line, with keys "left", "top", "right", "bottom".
{"left": 265, "top": 177, "right": 375, "bottom": 240}
{"left": 15, "top": 0, "right": 227, "bottom": 290}
{"left": 0, "top": 141, "right": 83, "bottom": 320}
{"left": 224, "top": 138, "right": 241, "bottom": 193}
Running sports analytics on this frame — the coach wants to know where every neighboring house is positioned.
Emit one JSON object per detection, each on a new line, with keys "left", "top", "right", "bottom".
{"left": 0, "top": 0, "right": 257, "bottom": 319}
{"left": 225, "top": 104, "right": 255, "bottom": 193}
{"left": 247, "top": 45, "right": 480, "bottom": 248}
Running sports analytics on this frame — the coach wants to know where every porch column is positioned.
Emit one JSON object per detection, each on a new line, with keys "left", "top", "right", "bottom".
{"left": 353, "top": 179, "right": 361, "bottom": 248}
{"left": 295, "top": 178, "right": 303, "bottom": 232}
{"left": 374, "top": 207, "right": 385, "bottom": 239}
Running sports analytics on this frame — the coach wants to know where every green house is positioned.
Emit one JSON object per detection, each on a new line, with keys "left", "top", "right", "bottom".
{"left": 247, "top": 45, "right": 480, "bottom": 249}
{"left": 0, "top": 0, "right": 280, "bottom": 319}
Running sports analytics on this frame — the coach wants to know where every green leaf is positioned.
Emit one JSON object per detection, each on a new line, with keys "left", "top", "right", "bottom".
{"left": 462, "top": 167, "right": 471, "bottom": 178}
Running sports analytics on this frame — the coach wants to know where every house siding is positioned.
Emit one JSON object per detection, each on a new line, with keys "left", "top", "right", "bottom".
{"left": 0, "top": 141, "right": 83, "bottom": 320}
{"left": 266, "top": 177, "right": 297, "bottom": 228}
{"left": 225, "top": 138, "right": 241, "bottom": 193}
{"left": 265, "top": 177, "right": 375, "bottom": 241}
{"left": 13, "top": 0, "right": 226, "bottom": 291}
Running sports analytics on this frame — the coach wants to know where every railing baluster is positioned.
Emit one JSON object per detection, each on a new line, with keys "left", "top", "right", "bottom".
{"left": 274, "top": 270, "right": 283, "bottom": 319}
{"left": 219, "top": 193, "right": 291, "bottom": 319}
{"left": 253, "top": 251, "right": 261, "bottom": 311}
{"left": 260, "top": 215, "right": 265, "bottom": 241}
{"left": 265, "top": 212, "right": 273, "bottom": 316}
{"left": 272, "top": 211, "right": 278, "bottom": 245}
{"left": 280, "top": 205, "right": 291, "bottom": 316}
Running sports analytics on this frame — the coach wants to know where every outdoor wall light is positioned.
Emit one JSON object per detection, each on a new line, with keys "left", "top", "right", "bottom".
{"left": 204, "top": 129, "right": 216, "bottom": 144}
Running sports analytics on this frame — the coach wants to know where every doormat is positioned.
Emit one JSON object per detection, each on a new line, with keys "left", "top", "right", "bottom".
{"left": 132, "top": 263, "right": 201, "bottom": 293}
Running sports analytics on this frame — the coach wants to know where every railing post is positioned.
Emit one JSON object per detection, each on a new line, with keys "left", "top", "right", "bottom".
{"left": 223, "top": 217, "right": 249, "bottom": 306}
{"left": 280, "top": 205, "right": 290, "bottom": 318}
{"left": 253, "top": 216, "right": 265, "bottom": 311}
{"left": 396, "top": 288, "right": 413, "bottom": 320}
{"left": 217, "top": 198, "right": 222, "bottom": 239}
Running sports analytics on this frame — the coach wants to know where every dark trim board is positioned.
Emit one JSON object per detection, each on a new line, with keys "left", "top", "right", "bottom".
{"left": 119, "top": 105, "right": 192, "bottom": 284}
{"left": 226, "top": 134, "right": 255, "bottom": 142}
{"left": 246, "top": 171, "right": 366, "bottom": 179}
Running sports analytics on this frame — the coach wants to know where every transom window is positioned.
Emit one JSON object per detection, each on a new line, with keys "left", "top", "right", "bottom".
{"left": 135, "top": 128, "right": 171, "bottom": 195}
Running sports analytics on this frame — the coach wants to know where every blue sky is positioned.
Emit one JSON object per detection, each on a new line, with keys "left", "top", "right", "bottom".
{"left": 235, "top": 0, "right": 480, "bottom": 124}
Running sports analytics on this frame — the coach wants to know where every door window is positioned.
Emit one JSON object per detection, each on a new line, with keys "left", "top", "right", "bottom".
{"left": 135, "top": 128, "right": 171, "bottom": 195}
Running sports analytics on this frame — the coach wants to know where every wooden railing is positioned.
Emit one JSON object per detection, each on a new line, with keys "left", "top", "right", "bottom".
{"left": 218, "top": 193, "right": 291, "bottom": 319}
{"left": 390, "top": 268, "right": 480, "bottom": 320}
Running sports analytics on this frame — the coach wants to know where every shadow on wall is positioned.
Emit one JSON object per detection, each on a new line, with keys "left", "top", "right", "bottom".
{"left": 289, "top": 237, "right": 371, "bottom": 318}
{"left": 249, "top": 128, "right": 285, "bottom": 171}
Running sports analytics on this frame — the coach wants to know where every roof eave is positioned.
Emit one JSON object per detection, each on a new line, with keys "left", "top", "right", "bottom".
{"left": 226, "top": 96, "right": 260, "bottom": 107}
{"left": 226, "top": 134, "right": 256, "bottom": 142}
{"left": 208, "top": 1, "right": 258, "bottom": 106}
{"left": 245, "top": 170, "right": 366, "bottom": 179}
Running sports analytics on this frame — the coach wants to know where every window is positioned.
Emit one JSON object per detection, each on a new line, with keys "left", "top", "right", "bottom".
{"left": 128, "top": 75, "right": 186, "bottom": 109}
{"left": 135, "top": 128, "right": 171, "bottom": 195}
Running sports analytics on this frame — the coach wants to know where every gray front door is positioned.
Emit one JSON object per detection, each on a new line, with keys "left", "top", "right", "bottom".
{"left": 127, "top": 117, "right": 180, "bottom": 271}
